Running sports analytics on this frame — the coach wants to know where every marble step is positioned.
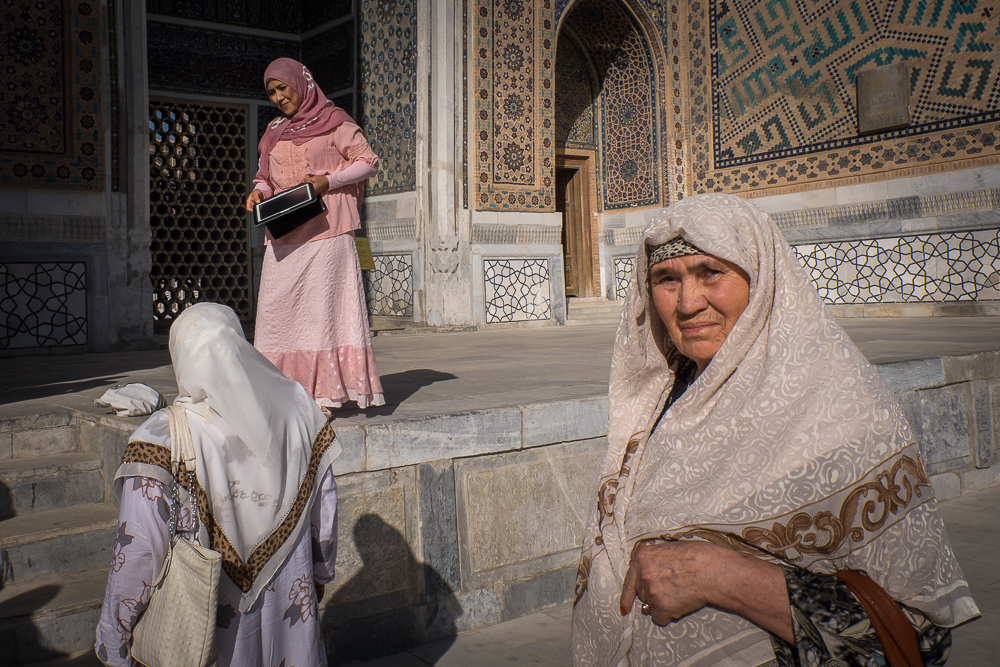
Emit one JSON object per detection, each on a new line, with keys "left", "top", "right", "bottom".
{"left": 0, "top": 414, "right": 78, "bottom": 460}
{"left": 566, "top": 300, "right": 623, "bottom": 325}
{"left": 0, "top": 454, "right": 105, "bottom": 518}
{"left": 20, "top": 650, "right": 102, "bottom": 667}
{"left": 0, "top": 503, "right": 118, "bottom": 586}
{"left": 0, "top": 568, "right": 106, "bottom": 666}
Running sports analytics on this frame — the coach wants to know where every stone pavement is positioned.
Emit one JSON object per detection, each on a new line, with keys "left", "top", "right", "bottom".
{"left": 349, "top": 483, "right": 1000, "bottom": 667}
{"left": 6, "top": 317, "right": 1000, "bottom": 421}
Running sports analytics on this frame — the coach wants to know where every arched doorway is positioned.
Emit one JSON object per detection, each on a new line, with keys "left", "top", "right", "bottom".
{"left": 555, "top": 0, "right": 661, "bottom": 302}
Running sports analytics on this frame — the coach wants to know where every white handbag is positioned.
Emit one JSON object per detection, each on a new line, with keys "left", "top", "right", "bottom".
{"left": 131, "top": 406, "right": 222, "bottom": 667}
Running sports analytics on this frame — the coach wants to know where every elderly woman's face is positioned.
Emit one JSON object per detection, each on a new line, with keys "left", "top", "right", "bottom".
{"left": 650, "top": 253, "right": 751, "bottom": 375}
{"left": 266, "top": 78, "right": 301, "bottom": 117}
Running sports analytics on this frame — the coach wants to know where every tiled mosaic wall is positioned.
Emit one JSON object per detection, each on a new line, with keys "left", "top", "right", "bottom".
{"left": 147, "top": 22, "right": 300, "bottom": 99}
{"left": 484, "top": 259, "right": 552, "bottom": 323}
{"left": 302, "top": 21, "right": 356, "bottom": 109}
{"left": 558, "top": 0, "right": 686, "bottom": 204}
{"left": 359, "top": 0, "right": 418, "bottom": 196}
{"left": 0, "top": 263, "right": 88, "bottom": 348}
{"left": 147, "top": 3, "right": 354, "bottom": 105}
{"left": 475, "top": 0, "right": 557, "bottom": 210}
{"left": 145, "top": 0, "right": 351, "bottom": 34}
{"left": 686, "top": 0, "right": 1000, "bottom": 196}
{"left": 794, "top": 230, "right": 1000, "bottom": 304}
{"left": 364, "top": 254, "right": 414, "bottom": 318}
{"left": 0, "top": 0, "right": 104, "bottom": 190}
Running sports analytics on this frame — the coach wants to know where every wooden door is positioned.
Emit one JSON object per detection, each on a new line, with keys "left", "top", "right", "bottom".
{"left": 555, "top": 156, "right": 595, "bottom": 297}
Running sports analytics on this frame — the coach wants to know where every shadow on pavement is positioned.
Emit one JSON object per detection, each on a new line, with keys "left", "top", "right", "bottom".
{"left": 326, "top": 369, "right": 458, "bottom": 419}
{"left": 0, "top": 349, "right": 172, "bottom": 406}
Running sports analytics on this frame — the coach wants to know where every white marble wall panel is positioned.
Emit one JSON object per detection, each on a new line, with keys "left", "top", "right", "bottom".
{"left": 483, "top": 258, "right": 551, "bottom": 323}
{"left": 793, "top": 229, "right": 1000, "bottom": 304}
{"left": 613, "top": 256, "right": 634, "bottom": 300}
{"left": 1, "top": 262, "right": 88, "bottom": 348}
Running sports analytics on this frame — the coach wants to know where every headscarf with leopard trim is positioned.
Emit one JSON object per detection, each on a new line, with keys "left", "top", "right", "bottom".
{"left": 117, "top": 303, "right": 339, "bottom": 612}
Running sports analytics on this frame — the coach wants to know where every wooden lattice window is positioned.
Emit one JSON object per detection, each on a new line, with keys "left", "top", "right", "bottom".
{"left": 149, "top": 99, "right": 252, "bottom": 324}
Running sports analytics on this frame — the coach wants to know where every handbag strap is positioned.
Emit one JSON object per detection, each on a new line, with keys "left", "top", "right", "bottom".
{"left": 162, "top": 406, "right": 205, "bottom": 540}
{"left": 833, "top": 570, "right": 923, "bottom": 667}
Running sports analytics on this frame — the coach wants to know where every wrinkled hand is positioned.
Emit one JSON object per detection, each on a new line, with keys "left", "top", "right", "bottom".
{"left": 245, "top": 189, "right": 264, "bottom": 211}
{"left": 619, "top": 540, "right": 795, "bottom": 644}
{"left": 302, "top": 174, "right": 330, "bottom": 196}
{"left": 619, "top": 540, "right": 727, "bottom": 626}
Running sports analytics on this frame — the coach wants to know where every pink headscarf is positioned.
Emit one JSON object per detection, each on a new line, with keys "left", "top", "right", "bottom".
{"left": 255, "top": 58, "right": 353, "bottom": 186}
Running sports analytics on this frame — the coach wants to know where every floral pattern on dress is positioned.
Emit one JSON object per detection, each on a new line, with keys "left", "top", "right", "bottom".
{"left": 96, "top": 464, "right": 339, "bottom": 667}
{"left": 772, "top": 566, "right": 951, "bottom": 667}
{"left": 111, "top": 522, "right": 134, "bottom": 573}
{"left": 282, "top": 574, "right": 316, "bottom": 626}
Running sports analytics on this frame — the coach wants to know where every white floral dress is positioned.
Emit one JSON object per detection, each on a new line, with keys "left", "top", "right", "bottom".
{"left": 94, "top": 425, "right": 338, "bottom": 667}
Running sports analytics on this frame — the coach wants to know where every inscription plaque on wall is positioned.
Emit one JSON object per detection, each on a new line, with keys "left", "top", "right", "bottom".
{"left": 857, "top": 63, "right": 910, "bottom": 135}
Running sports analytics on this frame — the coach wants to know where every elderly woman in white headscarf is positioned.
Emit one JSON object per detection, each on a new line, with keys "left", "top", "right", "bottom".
{"left": 95, "top": 303, "right": 341, "bottom": 666}
{"left": 572, "top": 194, "right": 979, "bottom": 666}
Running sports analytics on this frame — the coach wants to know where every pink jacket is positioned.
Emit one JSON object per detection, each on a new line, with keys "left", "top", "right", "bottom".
{"left": 253, "top": 122, "right": 378, "bottom": 246}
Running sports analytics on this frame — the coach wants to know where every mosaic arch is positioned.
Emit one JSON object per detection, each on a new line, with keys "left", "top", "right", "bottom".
{"left": 559, "top": 0, "right": 688, "bottom": 204}
{"left": 560, "top": 0, "right": 663, "bottom": 209}
{"left": 555, "top": 33, "right": 598, "bottom": 149}
{"left": 685, "top": 0, "right": 1000, "bottom": 197}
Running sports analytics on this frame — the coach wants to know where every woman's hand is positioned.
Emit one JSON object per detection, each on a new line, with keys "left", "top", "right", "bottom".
{"left": 302, "top": 175, "right": 330, "bottom": 197}
{"left": 246, "top": 189, "right": 264, "bottom": 211}
{"left": 620, "top": 540, "right": 794, "bottom": 644}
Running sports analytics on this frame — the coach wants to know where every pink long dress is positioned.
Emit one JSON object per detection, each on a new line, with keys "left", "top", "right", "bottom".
{"left": 253, "top": 122, "right": 384, "bottom": 408}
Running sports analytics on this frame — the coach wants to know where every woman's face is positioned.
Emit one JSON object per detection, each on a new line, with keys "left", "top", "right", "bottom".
{"left": 650, "top": 253, "right": 751, "bottom": 376}
{"left": 266, "top": 79, "right": 301, "bottom": 117}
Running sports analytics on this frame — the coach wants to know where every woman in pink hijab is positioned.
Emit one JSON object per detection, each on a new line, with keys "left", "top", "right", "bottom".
{"left": 246, "top": 58, "right": 384, "bottom": 413}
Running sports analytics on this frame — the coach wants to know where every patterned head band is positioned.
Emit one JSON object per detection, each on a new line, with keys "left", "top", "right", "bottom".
{"left": 648, "top": 237, "right": 704, "bottom": 266}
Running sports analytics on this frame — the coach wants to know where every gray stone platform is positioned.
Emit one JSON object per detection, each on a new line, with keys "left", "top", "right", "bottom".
{"left": 2, "top": 318, "right": 1000, "bottom": 665}
{"left": 350, "top": 483, "right": 1000, "bottom": 667}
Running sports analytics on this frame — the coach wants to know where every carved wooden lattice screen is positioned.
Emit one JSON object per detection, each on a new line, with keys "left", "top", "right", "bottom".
{"left": 149, "top": 98, "right": 252, "bottom": 324}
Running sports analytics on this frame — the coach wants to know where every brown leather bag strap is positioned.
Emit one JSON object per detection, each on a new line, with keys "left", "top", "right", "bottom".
{"left": 834, "top": 570, "right": 924, "bottom": 667}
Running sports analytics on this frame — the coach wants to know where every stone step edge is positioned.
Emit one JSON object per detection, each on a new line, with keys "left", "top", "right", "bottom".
{"left": 0, "top": 568, "right": 107, "bottom": 622}
{"left": 0, "top": 453, "right": 103, "bottom": 480}
{"left": 0, "top": 503, "right": 118, "bottom": 547}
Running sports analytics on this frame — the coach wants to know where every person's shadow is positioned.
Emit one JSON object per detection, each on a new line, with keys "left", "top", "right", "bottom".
{"left": 322, "top": 514, "right": 460, "bottom": 664}
{"left": 0, "top": 480, "right": 77, "bottom": 664}
{"left": 325, "top": 369, "right": 458, "bottom": 419}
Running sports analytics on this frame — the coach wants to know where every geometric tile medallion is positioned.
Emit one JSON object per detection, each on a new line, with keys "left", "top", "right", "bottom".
{"left": 687, "top": 0, "right": 1000, "bottom": 197}
{"left": 793, "top": 229, "right": 1000, "bottom": 304}
{"left": 0, "top": 262, "right": 88, "bottom": 348}
{"left": 474, "top": 0, "right": 557, "bottom": 210}
{"left": 484, "top": 258, "right": 552, "bottom": 322}
{"left": 0, "top": 0, "right": 104, "bottom": 190}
